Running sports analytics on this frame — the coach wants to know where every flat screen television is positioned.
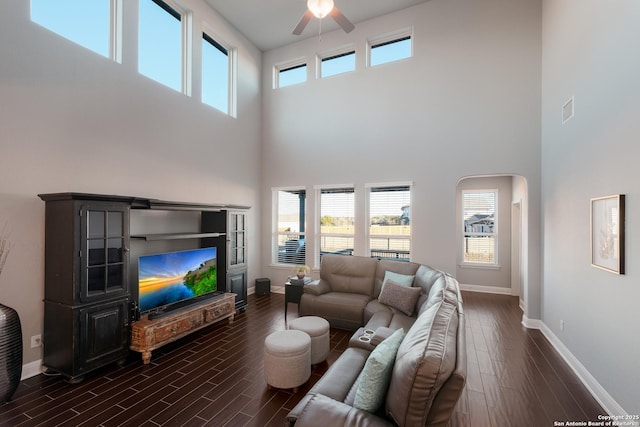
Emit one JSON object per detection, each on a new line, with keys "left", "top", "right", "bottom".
{"left": 138, "top": 247, "right": 218, "bottom": 314}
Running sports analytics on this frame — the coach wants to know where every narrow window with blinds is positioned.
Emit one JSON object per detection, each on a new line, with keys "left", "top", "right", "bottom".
{"left": 462, "top": 190, "right": 497, "bottom": 264}
{"left": 318, "top": 188, "right": 355, "bottom": 263}
{"left": 274, "top": 189, "right": 306, "bottom": 265}
{"left": 368, "top": 185, "right": 411, "bottom": 261}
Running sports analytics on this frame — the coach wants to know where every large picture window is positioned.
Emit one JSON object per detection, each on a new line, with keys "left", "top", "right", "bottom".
{"left": 367, "top": 185, "right": 411, "bottom": 261}
{"left": 274, "top": 189, "right": 306, "bottom": 265}
{"left": 317, "top": 187, "right": 355, "bottom": 264}
{"left": 462, "top": 190, "right": 497, "bottom": 264}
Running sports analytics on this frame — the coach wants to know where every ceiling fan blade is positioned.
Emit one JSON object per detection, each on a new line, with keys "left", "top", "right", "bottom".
{"left": 330, "top": 7, "right": 355, "bottom": 33}
{"left": 292, "top": 10, "right": 314, "bottom": 35}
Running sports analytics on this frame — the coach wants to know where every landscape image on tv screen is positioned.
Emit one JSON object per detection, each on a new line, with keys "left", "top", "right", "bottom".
{"left": 138, "top": 247, "right": 217, "bottom": 313}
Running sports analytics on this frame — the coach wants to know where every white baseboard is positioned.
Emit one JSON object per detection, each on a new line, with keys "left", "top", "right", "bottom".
{"left": 536, "top": 323, "right": 628, "bottom": 417}
{"left": 460, "top": 284, "right": 514, "bottom": 295}
{"left": 521, "top": 314, "right": 543, "bottom": 329}
{"left": 21, "top": 359, "right": 43, "bottom": 380}
{"left": 521, "top": 315, "right": 627, "bottom": 417}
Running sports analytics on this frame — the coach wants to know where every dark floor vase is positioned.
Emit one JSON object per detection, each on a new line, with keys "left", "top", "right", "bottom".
{"left": 0, "top": 303, "right": 22, "bottom": 403}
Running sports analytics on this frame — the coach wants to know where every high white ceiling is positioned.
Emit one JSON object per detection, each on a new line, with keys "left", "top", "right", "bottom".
{"left": 204, "top": 0, "right": 430, "bottom": 51}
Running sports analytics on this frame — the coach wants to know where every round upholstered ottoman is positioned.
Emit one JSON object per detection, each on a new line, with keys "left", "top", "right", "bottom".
{"left": 264, "top": 330, "right": 311, "bottom": 392}
{"left": 288, "top": 316, "right": 330, "bottom": 365}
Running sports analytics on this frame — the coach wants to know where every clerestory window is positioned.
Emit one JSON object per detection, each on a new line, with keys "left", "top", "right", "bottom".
{"left": 202, "top": 31, "right": 231, "bottom": 115}
{"left": 138, "top": 0, "right": 187, "bottom": 93}
{"left": 369, "top": 32, "right": 412, "bottom": 67}
{"left": 319, "top": 50, "right": 355, "bottom": 78}
{"left": 276, "top": 63, "right": 307, "bottom": 88}
{"left": 31, "top": 0, "right": 117, "bottom": 60}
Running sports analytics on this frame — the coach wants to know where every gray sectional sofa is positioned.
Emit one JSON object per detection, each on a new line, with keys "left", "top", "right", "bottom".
{"left": 286, "top": 254, "right": 466, "bottom": 427}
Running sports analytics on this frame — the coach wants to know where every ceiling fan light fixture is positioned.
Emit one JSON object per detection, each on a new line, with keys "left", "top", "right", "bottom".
{"left": 307, "top": 0, "right": 334, "bottom": 19}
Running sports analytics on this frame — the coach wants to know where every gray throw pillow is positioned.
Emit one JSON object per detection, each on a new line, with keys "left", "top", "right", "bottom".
{"left": 353, "top": 328, "right": 405, "bottom": 413}
{"left": 378, "top": 279, "right": 422, "bottom": 316}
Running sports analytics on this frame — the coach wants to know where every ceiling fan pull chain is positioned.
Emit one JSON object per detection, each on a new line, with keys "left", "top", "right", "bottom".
{"left": 318, "top": 18, "right": 323, "bottom": 42}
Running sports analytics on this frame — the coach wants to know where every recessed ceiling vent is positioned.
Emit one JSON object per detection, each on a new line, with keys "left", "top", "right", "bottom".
{"left": 562, "top": 96, "right": 574, "bottom": 124}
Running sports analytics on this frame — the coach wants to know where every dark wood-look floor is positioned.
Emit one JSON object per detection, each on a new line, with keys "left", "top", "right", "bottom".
{"left": 0, "top": 291, "right": 604, "bottom": 427}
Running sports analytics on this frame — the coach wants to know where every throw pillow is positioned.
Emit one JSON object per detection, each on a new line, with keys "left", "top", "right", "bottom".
{"left": 378, "top": 280, "right": 422, "bottom": 316}
{"left": 381, "top": 271, "right": 415, "bottom": 293}
{"left": 353, "top": 328, "right": 405, "bottom": 413}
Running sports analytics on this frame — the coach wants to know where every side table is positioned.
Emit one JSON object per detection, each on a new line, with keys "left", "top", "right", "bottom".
{"left": 285, "top": 281, "right": 305, "bottom": 320}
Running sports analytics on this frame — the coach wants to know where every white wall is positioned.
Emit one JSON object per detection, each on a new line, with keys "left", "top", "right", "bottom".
{"left": 261, "top": 0, "right": 543, "bottom": 319}
{"left": 0, "top": 0, "right": 262, "bottom": 366}
{"left": 541, "top": 0, "right": 640, "bottom": 415}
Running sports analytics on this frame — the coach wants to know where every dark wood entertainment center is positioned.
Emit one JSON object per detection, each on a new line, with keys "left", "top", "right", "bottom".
{"left": 38, "top": 192, "right": 249, "bottom": 382}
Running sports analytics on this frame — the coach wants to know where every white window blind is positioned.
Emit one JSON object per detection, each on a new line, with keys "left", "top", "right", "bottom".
{"left": 275, "top": 189, "right": 306, "bottom": 265}
{"left": 319, "top": 188, "right": 355, "bottom": 262}
{"left": 462, "top": 190, "right": 497, "bottom": 264}
{"left": 368, "top": 185, "right": 411, "bottom": 261}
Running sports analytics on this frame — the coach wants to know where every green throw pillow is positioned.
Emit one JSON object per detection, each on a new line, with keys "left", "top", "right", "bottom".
{"left": 353, "top": 328, "right": 406, "bottom": 413}
{"left": 381, "top": 271, "right": 415, "bottom": 292}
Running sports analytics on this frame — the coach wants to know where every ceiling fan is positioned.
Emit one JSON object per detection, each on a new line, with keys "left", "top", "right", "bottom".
{"left": 292, "top": 0, "right": 355, "bottom": 36}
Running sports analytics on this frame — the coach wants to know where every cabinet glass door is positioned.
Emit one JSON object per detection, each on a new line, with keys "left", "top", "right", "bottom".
{"left": 81, "top": 204, "right": 129, "bottom": 302}
{"left": 228, "top": 211, "right": 246, "bottom": 267}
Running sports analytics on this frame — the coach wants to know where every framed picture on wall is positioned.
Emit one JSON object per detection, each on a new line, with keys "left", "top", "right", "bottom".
{"left": 591, "top": 194, "right": 625, "bottom": 274}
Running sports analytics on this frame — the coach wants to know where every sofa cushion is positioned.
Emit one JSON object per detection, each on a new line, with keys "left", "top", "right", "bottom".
{"left": 413, "top": 264, "right": 446, "bottom": 309}
{"left": 385, "top": 294, "right": 459, "bottom": 426}
{"left": 354, "top": 328, "right": 405, "bottom": 413}
{"left": 378, "top": 280, "right": 421, "bottom": 316}
{"left": 374, "top": 260, "right": 420, "bottom": 297}
{"left": 300, "top": 291, "right": 372, "bottom": 331}
{"left": 306, "top": 347, "right": 370, "bottom": 403}
{"left": 287, "top": 393, "right": 397, "bottom": 427}
{"left": 320, "top": 254, "right": 378, "bottom": 296}
{"left": 363, "top": 299, "right": 393, "bottom": 325}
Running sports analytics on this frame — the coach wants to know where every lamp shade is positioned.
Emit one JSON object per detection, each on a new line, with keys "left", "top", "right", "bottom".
{"left": 307, "top": 0, "right": 334, "bottom": 19}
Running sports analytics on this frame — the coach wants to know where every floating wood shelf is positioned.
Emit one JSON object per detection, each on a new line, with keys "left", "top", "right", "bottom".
{"left": 130, "top": 232, "right": 226, "bottom": 241}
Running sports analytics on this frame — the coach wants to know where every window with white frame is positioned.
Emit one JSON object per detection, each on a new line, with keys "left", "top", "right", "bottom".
{"left": 368, "top": 31, "right": 412, "bottom": 67}
{"left": 317, "top": 187, "right": 355, "bottom": 263}
{"left": 202, "top": 31, "right": 230, "bottom": 114}
{"left": 320, "top": 50, "right": 355, "bottom": 78}
{"left": 462, "top": 190, "right": 497, "bottom": 264}
{"left": 31, "top": 0, "right": 118, "bottom": 60}
{"left": 367, "top": 185, "right": 411, "bottom": 261}
{"left": 274, "top": 189, "right": 306, "bottom": 265}
{"left": 276, "top": 63, "right": 307, "bottom": 88}
{"left": 138, "top": 0, "right": 186, "bottom": 93}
